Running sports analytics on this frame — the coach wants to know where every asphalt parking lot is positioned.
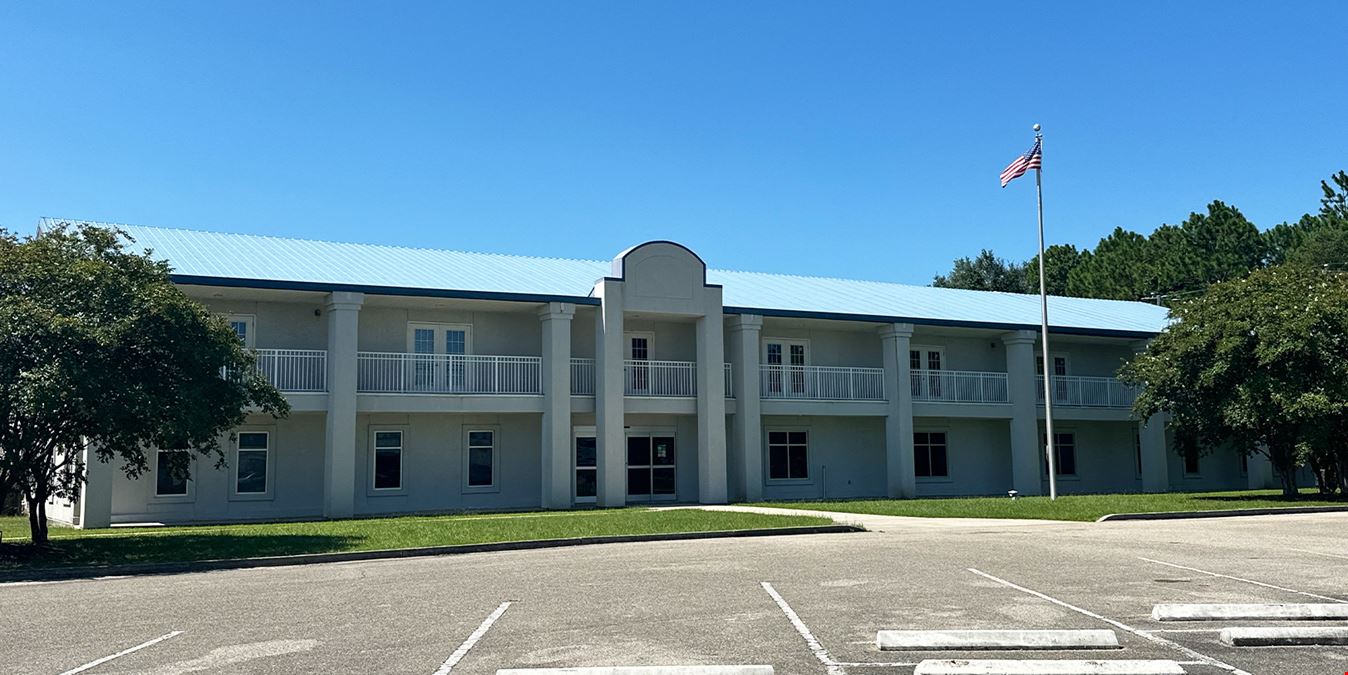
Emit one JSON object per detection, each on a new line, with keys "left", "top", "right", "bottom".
{"left": 3, "top": 512, "right": 1346, "bottom": 675}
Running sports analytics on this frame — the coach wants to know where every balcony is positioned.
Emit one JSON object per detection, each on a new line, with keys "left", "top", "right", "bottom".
{"left": 569, "top": 359, "right": 732, "bottom": 398}
{"left": 910, "top": 370, "right": 1009, "bottom": 404}
{"left": 252, "top": 349, "right": 327, "bottom": 392}
{"left": 1037, "top": 375, "right": 1137, "bottom": 408}
{"left": 760, "top": 365, "right": 885, "bottom": 401}
{"left": 357, "top": 352, "right": 542, "bottom": 395}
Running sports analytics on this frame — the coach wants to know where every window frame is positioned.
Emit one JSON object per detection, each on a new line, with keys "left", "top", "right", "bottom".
{"left": 152, "top": 448, "right": 195, "bottom": 502}
{"left": 913, "top": 428, "right": 952, "bottom": 482}
{"left": 227, "top": 314, "right": 257, "bottom": 349}
{"left": 764, "top": 426, "right": 812, "bottom": 484}
{"left": 1181, "top": 441, "right": 1202, "bottom": 478}
{"left": 908, "top": 345, "right": 946, "bottom": 372}
{"left": 369, "top": 428, "right": 407, "bottom": 495}
{"left": 231, "top": 428, "right": 275, "bottom": 500}
{"left": 463, "top": 426, "right": 500, "bottom": 494}
{"left": 1041, "top": 430, "right": 1079, "bottom": 479}
{"left": 406, "top": 322, "right": 474, "bottom": 355}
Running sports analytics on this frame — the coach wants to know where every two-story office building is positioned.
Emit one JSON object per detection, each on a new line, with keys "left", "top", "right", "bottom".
{"left": 47, "top": 220, "right": 1262, "bottom": 528}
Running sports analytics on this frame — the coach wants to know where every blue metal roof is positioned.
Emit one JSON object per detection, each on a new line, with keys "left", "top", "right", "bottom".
{"left": 42, "top": 219, "right": 1170, "bottom": 337}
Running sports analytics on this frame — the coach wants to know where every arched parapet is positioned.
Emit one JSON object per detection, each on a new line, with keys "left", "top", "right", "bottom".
{"left": 610, "top": 241, "right": 715, "bottom": 316}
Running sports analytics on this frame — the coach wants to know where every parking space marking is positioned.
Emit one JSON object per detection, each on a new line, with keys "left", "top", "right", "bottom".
{"left": 966, "top": 568, "right": 1251, "bottom": 675}
{"left": 57, "top": 630, "right": 183, "bottom": 675}
{"left": 432, "top": 601, "right": 512, "bottom": 675}
{"left": 760, "top": 581, "right": 847, "bottom": 675}
{"left": 1137, "top": 557, "right": 1347, "bottom": 603}
{"left": 1290, "top": 547, "right": 1348, "bottom": 561}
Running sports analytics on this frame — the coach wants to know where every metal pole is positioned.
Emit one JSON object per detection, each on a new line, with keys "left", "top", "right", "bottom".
{"left": 1034, "top": 123, "right": 1058, "bottom": 500}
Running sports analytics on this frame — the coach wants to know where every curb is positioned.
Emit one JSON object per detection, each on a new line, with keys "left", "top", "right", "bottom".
{"left": 0, "top": 524, "right": 861, "bottom": 583}
{"left": 1095, "top": 505, "right": 1348, "bottom": 522}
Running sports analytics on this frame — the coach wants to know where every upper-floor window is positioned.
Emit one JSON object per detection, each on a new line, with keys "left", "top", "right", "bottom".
{"left": 910, "top": 347, "right": 945, "bottom": 397}
{"left": 408, "top": 323, "right": 471, "bottom": 392}
{"left": 228, "top": 315, "right": 256, "bottom": 348}
{"left": 1035, "top": 354, "right": 1069, "bottom": 377}
{"left": 763, "top": 339, "right": 808, "bottom": 396}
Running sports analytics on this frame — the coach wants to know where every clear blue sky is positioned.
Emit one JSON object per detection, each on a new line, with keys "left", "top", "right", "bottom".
{"left": 3, "top": 2, "right": 1345, "bottom": 284}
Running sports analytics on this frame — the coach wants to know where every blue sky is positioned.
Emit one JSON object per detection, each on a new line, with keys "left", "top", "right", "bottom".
{"left": 2, "top": 2, "right": 1345, "bottom": 284}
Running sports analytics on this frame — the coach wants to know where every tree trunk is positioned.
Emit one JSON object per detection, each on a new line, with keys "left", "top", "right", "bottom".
{"left": 25, "top": 490, "right": 49, "bottom": 545}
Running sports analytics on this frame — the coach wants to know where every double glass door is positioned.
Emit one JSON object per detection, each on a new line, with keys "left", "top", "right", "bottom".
{"left": 572, "top": 431, "right": 677, "bottom": 503}
{"left": 409, "top": 323, "right": 468, "bottom": 392}
{"left": 627, "top": 433, "right": 676, "bottom": 501}
{"left": 764, "top": 340, "right": 808, "bottom": 396}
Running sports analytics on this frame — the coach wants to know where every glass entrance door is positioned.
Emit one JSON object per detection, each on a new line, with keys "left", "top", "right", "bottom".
{"left": 764, "top": 340, "right": 808, "bottom": 397}
{"left": 574, "top": 434, "right": 597, "bottom": 504}
{"left": 626, "top": 433, "right": 676, "bottom": 501}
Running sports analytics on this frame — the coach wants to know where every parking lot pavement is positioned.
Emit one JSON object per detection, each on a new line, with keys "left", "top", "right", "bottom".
{"left": 3, "top": 512, "right": 1345, "bottom": 675}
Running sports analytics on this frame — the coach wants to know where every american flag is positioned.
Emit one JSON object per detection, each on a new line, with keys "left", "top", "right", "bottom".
{"left": 999, "top": 139, "right": 1042, "bottom": 187}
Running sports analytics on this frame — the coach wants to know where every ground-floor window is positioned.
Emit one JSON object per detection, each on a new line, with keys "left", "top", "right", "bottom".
{"left": 1183, "top": 447, "right": 1201, "bottom": 475}
{"left": 465, "top": 429, "right": 496, "bottom": 489}
{"left": 155, "top": 449, "right": 190, "bottom": 497}
{"left": 575, "top": 434, "right": 597, "bottom": 500}
{"left": 373, "top": 430, "right": 403, "bottom": 490}
{"left": 914, "top": 431, "right": 948, "bottom": 478}
{"left": 235, "top": 432, "right": 269, "bottom": 495}
{"left": 626, "top": 433, "right": 676, "bottom": 499}
{"left": 767, "top": 430, "right": 809, "bottom": 481}
{"left": 1042, "top": 432, "right": 1077, "bottom": 476}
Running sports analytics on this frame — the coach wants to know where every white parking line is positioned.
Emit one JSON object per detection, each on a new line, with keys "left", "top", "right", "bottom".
{"left": 760, "top": 581, "right": 846, "bottom": 675}
{"left": 967, "top": 568, "right": 1251, "bottom": 675}
{"left": 432, "top": 601, "right": 511, "bottom": 675}
{"left": 1137, "top": 557, "right": 1348, "bottom": 603}
{"left": 1290, "top": 547, "right": 1348, "bottom": 561}
{"left": 57, "top": 631, "right": 183, "bottom": 675}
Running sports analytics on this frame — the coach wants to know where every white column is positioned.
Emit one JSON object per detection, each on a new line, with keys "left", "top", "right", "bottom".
{"left": 1003, "top": 330, "right": 1043, "bottom": 496}
{"left": 77, "top": 446, "right": 113, "bottom": 529}
{"left": 880, "top": 323, "right": 916, "bottom": 498}
{"left": 1138, "top": 414, "right": 1170, "bottom": 493}
{"left": 696, "top": 287, "right": 728, "bottom": 504}
{"left": 540, "top": 302, "right": 575, "bottom": 509}
{"left": 324, "top": 291, "right": 363, "bottom": 519}
{"left": 728, "top": 314, "right": 763, "bottom": 502}
{"left": 593, "top": 280, "right": 626, "bottom": 507}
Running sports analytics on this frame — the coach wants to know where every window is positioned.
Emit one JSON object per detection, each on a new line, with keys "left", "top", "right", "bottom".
{"left": 372, "top": 431, "right": 403, "bottom": 490}
{"left": 155, "top": 449, "right": 190, "bottom": 496}
{"left": 914, "top": 432, "right": 949, "bottom": 478}
{"left": 466, "top": 429, "right": 495, "bottom": 489}
{"left": 1036, "top": 353, "right": 1069, "bottom": 402}
{"left": 909, "top": 347, "right": 944, "bottom": 398}
{"left": 763, "top": 339, "right": 808, "bottom": 396}
{"left": 1042, "top": 432, "right": 1077, "bottom": 476}
{"left": 407, "top": 323, "right": 472, "bottom": 392}
{"left": 767, "top": 430, "right": 809, "bottom": 481}
{"left": 1183, "top": 447, "right": 1201, "bottom": 476}
{"left": 235, "top": 432, "right": 269, "bottom": 494}
{"left": 227, "top": 315, "right": 256, "bottom": 348}
{"left": 1239, "top": 452, "right": 1248, "bottom": 477}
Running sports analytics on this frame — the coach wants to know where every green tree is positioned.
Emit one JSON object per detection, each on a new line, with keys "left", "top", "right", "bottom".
{"left": 1023, "top": 244, "right": 1082, "bottom": 296}
{"left": 0, "top": 224, "right": 289, "bottom": 543}
{"left": 1066, "top": 227, "right": 1152, "bottom": 300}
{"left": 1263, "top": 171, "right": 1348, "bottom": 265}
{"left": 1285, "top": 227, "right": 1348, "bottom": 269}
{"left": 932, "top": 249, "right": 1029, "bottom": 293}
{"left": 1122, "top": 265, "right": 1348, "bottom": 496}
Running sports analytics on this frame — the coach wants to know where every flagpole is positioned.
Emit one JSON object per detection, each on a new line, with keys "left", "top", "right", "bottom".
{"left": 1033, "top": 123, "right": 1058, "bottom": 501}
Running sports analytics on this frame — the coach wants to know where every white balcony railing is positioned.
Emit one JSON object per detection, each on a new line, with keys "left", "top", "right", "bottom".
{"left": 760, "top": 365, "right": 885, "bottom": 401}
{"left": 249, "top": 349, "right": 328, "bottom": 392}
{"left": 570, "top": 358, "right": 596, "bottom": 395}
{"left": 1037, "top": 375, "right": 1136, "bottom": 408}
{"left": 357, "top": 352, "right": 542, "bottom": 395}
{"left": 626, "top": 359, "right": 696, "bottom": 397}
{"left": 910, "top": 370, "right": 1009, "bottom": 404}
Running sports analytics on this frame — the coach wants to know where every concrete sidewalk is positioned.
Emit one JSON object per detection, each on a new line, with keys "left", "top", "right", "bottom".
{"left": 668, "top": 504, "right": 1070, "bottom": 533}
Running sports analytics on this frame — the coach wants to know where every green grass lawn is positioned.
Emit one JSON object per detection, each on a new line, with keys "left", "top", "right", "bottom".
{"left": 0, "top": 508, "right": 829, "bottom": 573}
{"left": 757, "top": 489, "right": 1346, "bottom": 522}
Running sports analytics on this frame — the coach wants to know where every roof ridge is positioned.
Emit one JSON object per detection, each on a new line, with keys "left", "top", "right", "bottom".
{"left": 39, "top": 217, "right": 613, "bottom": 269}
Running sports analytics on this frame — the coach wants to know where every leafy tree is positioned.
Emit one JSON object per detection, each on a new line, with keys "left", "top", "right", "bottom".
{"left": 1122, "top": 265, "right": 1348, "bottom": 496}
{"left": 1023, "top": 244, "right": 1082, "bottom": 296}
{"left": 1175, "top": 201, "right": 1263, "bottom": 287}
{"left": 0, "top": 224, "right": 289, "bottom": 543}
{"left": 932, "top": 249, "right": 1029, "bottom": 293}
{"left": 1263, "top": 171, "right": 1348, "bottom": 265}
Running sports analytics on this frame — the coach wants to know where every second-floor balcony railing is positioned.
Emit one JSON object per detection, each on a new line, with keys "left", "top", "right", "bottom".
{"left": 357, "top": 352, "right": 542, "bottom": 395}
{"left": 1037, "top": 375, "right": 1137, "bottom": 408}
{"left": 244, "top": 349, "right": 328, "bottom": 392}
{"left": 910, "top": 370, "right": 1009, "bottom": 404}
{"left": 570, "top": 359, "right": 733, "bottom": 398}
{"left": 760, "top": 365, "right": 885, "bottom": 401}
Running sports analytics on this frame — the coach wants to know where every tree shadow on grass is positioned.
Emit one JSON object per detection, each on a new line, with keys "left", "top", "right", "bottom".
{"left": 0, "top": 533, "right": 362, "bottom": 579}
